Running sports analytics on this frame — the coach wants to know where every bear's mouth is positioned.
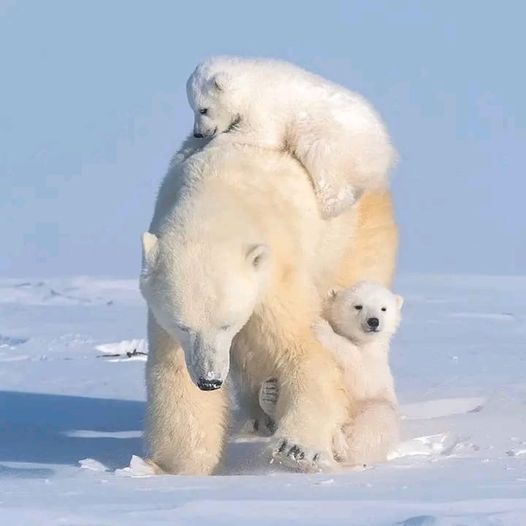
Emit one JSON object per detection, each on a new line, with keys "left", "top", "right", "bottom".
{"left": 194, "top": 127, "right": 217, "bottom": 139}
{"left": 224, "top": 115, "right": 241, "bottom": 134}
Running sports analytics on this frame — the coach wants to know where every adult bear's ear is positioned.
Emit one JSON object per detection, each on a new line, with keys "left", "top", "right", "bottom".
{"left": 212, "top": 72, "right": 231, "bottom": 92}
{"left": 246, "top": 244, "right": 269, "bottom": 269}
{"left": 395, "top": 295, "right": 404, "bottom": 310}
{"left": 141, "top": 232, "right": 159, "bottom": 271}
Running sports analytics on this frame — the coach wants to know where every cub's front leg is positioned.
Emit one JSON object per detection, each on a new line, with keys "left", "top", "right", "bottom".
{"left": 292, "top": 121, "right": 392, "bottom": 220}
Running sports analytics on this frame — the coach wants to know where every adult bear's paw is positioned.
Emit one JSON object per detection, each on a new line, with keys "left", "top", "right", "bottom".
{"left": 252, "top": 414, "right": 276, "bottom": 436}
{"left": 269, "top": 437, "right": 335, "bottom": 472}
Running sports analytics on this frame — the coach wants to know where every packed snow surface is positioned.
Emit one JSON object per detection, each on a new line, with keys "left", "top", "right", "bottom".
{"left": 0, "top": 275, "right": 525, "bottom": 525}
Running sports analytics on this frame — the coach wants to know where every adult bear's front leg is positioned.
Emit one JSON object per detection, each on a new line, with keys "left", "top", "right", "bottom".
{"left": 145, "top": 313, "right": 229, "bottom": 475}
{"left": 236, "top": 312, "right": 348, "bottom": 472}
{"left": 270, "top": 331, "right": 348, "bottom": 471}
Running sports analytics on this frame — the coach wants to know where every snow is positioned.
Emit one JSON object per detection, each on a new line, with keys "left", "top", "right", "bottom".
{"left": 0, "top": 274, "right": 525, "bottom": 525}
{"left": 79, "top": 458, "right": 109, "bottom": 472}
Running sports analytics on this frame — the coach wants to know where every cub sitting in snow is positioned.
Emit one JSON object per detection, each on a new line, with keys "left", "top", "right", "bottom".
{"left": 186, "top": 56, "right": 396, "bottom": 219}
{"left": 260, "top": 281, "right": 403, "bottom": 467}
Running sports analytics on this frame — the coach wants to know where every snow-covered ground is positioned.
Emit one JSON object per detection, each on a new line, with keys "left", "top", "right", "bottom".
{"left": 0, "top": 275, "right": 525, "bottom": 525}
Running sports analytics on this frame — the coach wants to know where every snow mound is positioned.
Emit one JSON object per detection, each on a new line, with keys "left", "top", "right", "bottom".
{"left": 115, "top": 455, "right": 158, "bottom": 477}
{"left": 79, "top": 458, "right": 108, "bottom": 472}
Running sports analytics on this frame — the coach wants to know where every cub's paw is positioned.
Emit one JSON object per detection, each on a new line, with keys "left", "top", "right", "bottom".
{"left": 269, "top": 438, "right": 335, "bottom": 472}
{"left": 320, "top": 186, "right": 362, "bottom": 219}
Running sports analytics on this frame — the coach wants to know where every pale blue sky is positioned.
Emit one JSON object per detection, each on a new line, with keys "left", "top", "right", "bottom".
{"left": 1, "top": 0, "right": 524, "bottom": 277}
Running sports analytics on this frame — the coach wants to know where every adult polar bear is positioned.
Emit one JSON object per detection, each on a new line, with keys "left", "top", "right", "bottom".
{"left": 140, "top": 136, "right": 398, "bottom": 475}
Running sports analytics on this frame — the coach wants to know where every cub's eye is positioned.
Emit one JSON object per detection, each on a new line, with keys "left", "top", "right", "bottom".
{"left": 220, "top": 324, "right": 231, "bottom": 331}
{"left": 381, "top": 307, "right": 387, "bottom": 312}
{"left": 354, "top": 305, "right": 363, "bottom": 311}
{"left": 199, "top": 108, "right": 208, "bottom": 115}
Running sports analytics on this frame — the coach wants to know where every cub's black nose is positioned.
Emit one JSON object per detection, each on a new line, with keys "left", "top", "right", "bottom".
{"left": 193, "top": 132, "right": 204, "bottom": 138}
{"left": 367, "top": 317, "right": 379, "bottom": 329}
{"left": 197, "top": 378, "right": 223, "bottom": 391}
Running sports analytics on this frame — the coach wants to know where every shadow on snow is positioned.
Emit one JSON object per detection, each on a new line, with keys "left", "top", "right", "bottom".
{"left": 0, "top": 391, "right": 144, "bottom": 471}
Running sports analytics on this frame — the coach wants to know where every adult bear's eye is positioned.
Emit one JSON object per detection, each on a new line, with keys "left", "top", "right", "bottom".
{"left": 381, "top": 307, "right": 387, "bottom": 312}
{"left": 199, "top": 108, "right": 208, "bottom": 115}
{"left": 354, "top": 305, "right": 363, "bottom": 310}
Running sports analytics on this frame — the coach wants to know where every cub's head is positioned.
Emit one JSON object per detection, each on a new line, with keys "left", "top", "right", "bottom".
{"left": 139, "top": 231, "right": 271, "bottom": 391}
{"left": 327, "top": 281, "right": 403, "bottom": 344}
{"left": 186, "top": 58, "right": 245, "bottom": 139}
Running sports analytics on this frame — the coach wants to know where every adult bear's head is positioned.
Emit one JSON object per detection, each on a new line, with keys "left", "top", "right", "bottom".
{"left": 139, "top": 178, "right": 272, "bottom": 391}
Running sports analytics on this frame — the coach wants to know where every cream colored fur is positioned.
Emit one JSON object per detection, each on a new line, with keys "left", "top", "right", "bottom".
{"left": 261, "top": 282, "right": 402, "bottom": 467}
{"left": 140, "top": 136, "right": 398, "bottom": 475}
{"left": 144, "top": 312, "right": 229, "bottom": 475}
{"left": 187, "top": 56, "right": 397, "bottom": 219}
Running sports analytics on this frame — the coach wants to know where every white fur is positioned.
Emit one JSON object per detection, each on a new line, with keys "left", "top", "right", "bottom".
{"left": 140, "top": 138, "right": 361, "bottom": 474}
{"left": 320, "top": 281, "right": 403, "bottom": 466}
{"left": 140, "top": 127, "right": 398, "bottom": 475}
{"left": 187, "top": 56, "right": 397, "bottom": 218}
{"left": 259, "top": 281, "right": 403, "bottom": 467}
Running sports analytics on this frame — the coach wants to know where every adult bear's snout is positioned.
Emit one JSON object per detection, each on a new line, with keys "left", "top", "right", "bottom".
{"left": 186, "top": 332, "right": 230, "bottom": 391}
{"left": 197, "top": 378, "right": 223, "bottom": 391}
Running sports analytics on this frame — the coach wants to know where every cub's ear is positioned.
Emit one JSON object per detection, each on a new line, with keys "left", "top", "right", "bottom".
{"left": 212, "top": 72, "right": 231, "bottom": 91}
{"left": 395, "top": 295, "right": 404, "bottom": 310}
{"left": 246, "top": 244, "right": 269, "bottom": 269}
{"left": 141, "top": 232, "right": 159, "bottom": 270}
{"left": 327, "top": 286, "right": 342, "bottom": 300}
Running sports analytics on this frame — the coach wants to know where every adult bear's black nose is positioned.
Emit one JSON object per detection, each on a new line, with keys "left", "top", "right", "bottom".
{"left": 367, "top": 317, "right": 379, "bottom": 329}
{"left": 194, "top": 132, "right": 204, "bottom": 138}
{"left": 197, "top": 378, "right": 223, "bottom": 391}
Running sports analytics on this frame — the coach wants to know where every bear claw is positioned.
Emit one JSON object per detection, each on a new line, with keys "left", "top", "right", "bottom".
{"left": 271, "top": 439, "right": 332, "bottom": 472}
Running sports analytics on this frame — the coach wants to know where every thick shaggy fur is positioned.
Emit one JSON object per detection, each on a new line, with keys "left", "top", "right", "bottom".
{"left": 140, "top": 137, "right": 398, "bottom": 475}
{"left": 187, "top": 56, "right": 396, "bottom": 218}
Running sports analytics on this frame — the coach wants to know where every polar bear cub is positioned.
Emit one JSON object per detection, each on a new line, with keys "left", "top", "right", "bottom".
{"left": 260, "top": 281, "right": 403, "bottom": 466}
{"left": 186, "top": 56, "right": 396, "bottom": 219}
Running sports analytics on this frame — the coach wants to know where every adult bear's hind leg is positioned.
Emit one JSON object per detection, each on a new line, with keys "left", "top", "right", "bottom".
{"left": 229, "top": 344, "right": 276, "bottom": 436}
{"left": 338, "top": 190, "right": 398, "bottom": 288}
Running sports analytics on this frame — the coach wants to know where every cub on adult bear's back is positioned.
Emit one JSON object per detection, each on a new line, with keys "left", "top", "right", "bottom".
{"left": 186, "top": 56, "right": 397, "bottom": 219}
